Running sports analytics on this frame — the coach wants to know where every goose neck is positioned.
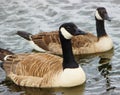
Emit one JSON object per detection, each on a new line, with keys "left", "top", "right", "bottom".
{"left": 96, "top": 18, "right": 107, "bottom": 38}
{"left": 59, "top": 33, "right": 79, "bottom": 69}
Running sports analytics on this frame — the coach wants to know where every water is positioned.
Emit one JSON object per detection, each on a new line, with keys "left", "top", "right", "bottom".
{"left": 0, "top": 0, "right": 120, "bottom": 95}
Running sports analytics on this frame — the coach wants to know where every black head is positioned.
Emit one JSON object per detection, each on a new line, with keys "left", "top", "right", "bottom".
{"left": 59, "top": 22, "right": 86, "bottom": 39}
{"left": 95, "top": 7, "right": 111, "bottom": 21}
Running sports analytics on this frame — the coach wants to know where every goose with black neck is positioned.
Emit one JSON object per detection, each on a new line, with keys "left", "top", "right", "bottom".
{"left": 0, "top": 22, "right": 86, "bottom": 88}
{"left": 94, "top": 7, "right": 113, "bottom": 52}
{"left": 17, "top": 7, "right": 113, "bottom": 55}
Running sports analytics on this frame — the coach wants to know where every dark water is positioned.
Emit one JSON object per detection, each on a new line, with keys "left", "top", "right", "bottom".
{"left": 0, "top": 0, "right": 120, "bottom": 95}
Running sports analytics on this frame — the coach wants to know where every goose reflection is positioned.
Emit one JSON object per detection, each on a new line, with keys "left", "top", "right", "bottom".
{"left": 98, "top": 49, "right": 115, "bottom": 91}
{"left": 1, "top": 78, "right": 85, "bottom": 95}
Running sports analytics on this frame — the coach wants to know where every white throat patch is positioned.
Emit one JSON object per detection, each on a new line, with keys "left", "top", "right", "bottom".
{"left": 60, "top": 27, "right": 73, "bottom": 39}
{"left": 95, "top": 10, "right": 103, "bottom": 20}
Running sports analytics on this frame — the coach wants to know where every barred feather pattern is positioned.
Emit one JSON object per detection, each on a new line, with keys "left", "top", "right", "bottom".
{"left": 31, "top": 31, "right": 60, "bottom": 51}
{"left": 71, "top": 35, "right": 113, "bottom": 54}
{"left": 4, "top": 53, "right": 63, "bottom": 87}
{"left": 3, "top": 53, "right": 30, "bottom": 75}
{"left": 31, "top": 31, "right": 99, "bottom": 55}
{"left": 34, "top": 32, "right": 113, "bottom": 55}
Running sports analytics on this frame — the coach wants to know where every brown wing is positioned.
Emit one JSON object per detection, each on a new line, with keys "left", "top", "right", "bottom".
{"left": 31, "top": 31, "right": 60, "bottom": 51}
{"left": 5, "top": 53, "right": 62, "bottom": 77}
{"left": 4, "top": 53, "right": 62, "bottom": 87}
{"left": 3, "top": 53, "right": 30, "bottom": 75}
{"left": 31, "top": 31, "right": 97, "bottom": 55}
{"left": 71, "top": 32, "right": 97, "bottom": 48}
{"left": 47, "top": 32, "right": 98, "bottom": 55}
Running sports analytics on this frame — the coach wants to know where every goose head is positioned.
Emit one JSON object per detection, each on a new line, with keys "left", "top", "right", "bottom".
{"left": 59, "top": 22, "right": 86, "bottom": 40}
{"left": 58, "top": 22, "right": 86, "bottom": 69}
{"left": 95, "top": 7, "right": 111, "bottom": 21}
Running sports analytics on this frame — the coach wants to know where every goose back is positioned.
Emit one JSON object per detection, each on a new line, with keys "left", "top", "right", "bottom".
{"left": 30, "top": 31, "right": 98, "bottom": 55}
{"left": 4, "top": 53, "right": 63, "bottom": 87}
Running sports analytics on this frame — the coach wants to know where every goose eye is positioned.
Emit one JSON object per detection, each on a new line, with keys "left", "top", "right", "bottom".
{"left": 101, "top": 10, "right": 106, "bottom": 14}
{"left": 66, "top": 26, "right": 71, "bottom": 30}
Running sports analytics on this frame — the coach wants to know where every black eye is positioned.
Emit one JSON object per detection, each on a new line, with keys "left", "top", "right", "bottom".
{"left": 101, "top": 10, "right": 106, "bottom": 14}
{"left": 66, "top": 26, "right": 71, "bottom": 30}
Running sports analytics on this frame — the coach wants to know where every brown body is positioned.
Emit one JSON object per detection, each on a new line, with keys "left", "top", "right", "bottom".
{"left": 3, "top": 52, "right": 85, "bottom": 88}
{"left": 29, "top": 31, "right": 98, "bottom": 55}
{"left": 3, "top": 53, "right": 63, "bottom": 87}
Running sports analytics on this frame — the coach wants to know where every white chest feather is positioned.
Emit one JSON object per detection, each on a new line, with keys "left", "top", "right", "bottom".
{"left": 53, "top": 67, "right": 86, "bottom": 87}
{"left": 95, "top": 36, "right": 113, "bottom": 52}
{"left": 29, "top": 41, "right": 46, "bottom": 52}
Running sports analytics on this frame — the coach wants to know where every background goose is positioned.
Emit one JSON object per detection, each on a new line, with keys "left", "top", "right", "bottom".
{"left": 17, "top": 7, "right": 113, "bottom": 55}
{"left": 0, "top": 23, "right": 86, "bottom": 88}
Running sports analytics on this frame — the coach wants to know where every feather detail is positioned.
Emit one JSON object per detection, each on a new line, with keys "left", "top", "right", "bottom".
{"left": 29, "top": 32, "right": 99, "bottom": 55}
{"left": 2, "top": 22, "right": 86, "bottom": 88}
{"left": 4, "top": 53, "right": 63, "bottom": 87}
{"left": 17, "top": 30, "right": 113, "bottom": 55}
{"left": 31, "top": 31, "right": 60, "bottom": 51}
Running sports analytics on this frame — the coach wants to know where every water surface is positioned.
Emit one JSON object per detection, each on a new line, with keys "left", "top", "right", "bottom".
{"left": 0, "top": 0, "right": 120, "bottom": 95}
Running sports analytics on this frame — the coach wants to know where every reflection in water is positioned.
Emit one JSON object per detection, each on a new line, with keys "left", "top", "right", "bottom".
{"left": 1, "top": 78, "right": 85, "bottom": 95}
{"left": 98, "top": 49, "right": 116, "bottom": 91}
{"left": 75, "top": 48, "right": 114, "bottom": 64}
{"left": 84, "top": 49, "right": 116, "bottom": 95}
{"left": 53, "top": 85, "right": 85, "bottom": 95}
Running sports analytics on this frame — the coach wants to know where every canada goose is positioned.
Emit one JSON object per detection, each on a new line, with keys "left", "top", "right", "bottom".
{"left": 0, "top": 23, "right": 86, "bottom": 88}
{"left": 17, "top": 7, "right": 113, "bottom": 55}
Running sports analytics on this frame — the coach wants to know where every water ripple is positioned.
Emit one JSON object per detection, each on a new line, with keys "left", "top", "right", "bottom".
{"left": 0, "top": 0, "right": 120, "bottom": 95}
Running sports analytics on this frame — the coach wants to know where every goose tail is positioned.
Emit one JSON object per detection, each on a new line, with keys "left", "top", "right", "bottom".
{"left": 0, "top": 48, "right": 14, "bottom": 61}
{"left": 17, "top": 31, "right": 32, "bottom": 41}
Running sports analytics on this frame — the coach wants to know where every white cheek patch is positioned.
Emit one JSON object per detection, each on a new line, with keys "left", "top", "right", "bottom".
{"left": 60, "top": 27, "right": 73, "bottom": 39}
{"left": 95, "top": 10, "right": 103, "bottom": 20}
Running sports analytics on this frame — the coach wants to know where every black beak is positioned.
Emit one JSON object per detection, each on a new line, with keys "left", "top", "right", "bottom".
{"left": 75, "top": 29, "right": 86, "bottom": 35}
{"left": 104, "top": 13, "right": 111, "bottom": 21}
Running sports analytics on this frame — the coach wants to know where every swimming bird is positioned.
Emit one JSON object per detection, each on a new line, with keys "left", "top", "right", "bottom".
{"left": 0, "top": 23, "right": 86, "bottom": 88}
{"left": 17, "top": 7, "right": 113, "bottom": 55}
